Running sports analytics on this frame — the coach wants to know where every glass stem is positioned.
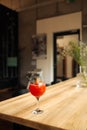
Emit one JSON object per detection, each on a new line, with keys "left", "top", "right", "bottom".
{"left": 36, "top": 97, "right": 40, "bottom": 110}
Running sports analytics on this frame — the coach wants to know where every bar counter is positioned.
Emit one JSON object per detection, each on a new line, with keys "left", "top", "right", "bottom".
{"left": 0, "top": 78, "right": 87, "bottom": 130}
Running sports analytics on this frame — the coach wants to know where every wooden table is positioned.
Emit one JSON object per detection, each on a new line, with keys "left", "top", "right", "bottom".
{"left": 0, "top": 78, "right": 87, "bottom": 130}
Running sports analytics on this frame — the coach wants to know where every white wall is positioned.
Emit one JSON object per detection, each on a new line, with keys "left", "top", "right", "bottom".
{"left": 36, "top": 12, "right": 82, "bottom": 84}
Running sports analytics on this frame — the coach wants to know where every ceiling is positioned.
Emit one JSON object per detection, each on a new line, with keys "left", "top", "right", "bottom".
{"left": 0, "top": 0, "right": 70, "bottom": 12}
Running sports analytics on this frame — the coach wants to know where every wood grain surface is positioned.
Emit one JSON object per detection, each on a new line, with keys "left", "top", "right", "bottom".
{"left": 0, "top": 78, "right": 87, "bottom": 130}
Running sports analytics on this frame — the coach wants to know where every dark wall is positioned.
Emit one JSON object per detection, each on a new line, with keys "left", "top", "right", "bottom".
{"left": 0, "top": 4, "right": 18, "bottom": 88}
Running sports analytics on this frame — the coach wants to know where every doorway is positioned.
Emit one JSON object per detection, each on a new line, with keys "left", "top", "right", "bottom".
{"left": 53, "top": 29, "right": 80, "bottom": 83}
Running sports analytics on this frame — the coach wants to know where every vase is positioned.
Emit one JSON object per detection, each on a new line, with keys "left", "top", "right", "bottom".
{"left": 76, "top": 66, "right": 87, "bottom": 87}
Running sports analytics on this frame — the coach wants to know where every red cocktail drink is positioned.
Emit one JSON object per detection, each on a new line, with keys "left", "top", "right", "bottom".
{"left": 29, "top": 83, "right": 46, "bottom": 97}
{"left": 29, "top": 78, "right": 46, "bottom": 114}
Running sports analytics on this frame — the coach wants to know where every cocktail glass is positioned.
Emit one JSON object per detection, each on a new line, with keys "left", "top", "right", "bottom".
{"left": 27, "top": 70, "right": 46, "bottom": 114}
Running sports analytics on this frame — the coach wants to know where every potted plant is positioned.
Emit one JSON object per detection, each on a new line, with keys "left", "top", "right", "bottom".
{"left": 61, "top": 40, "right": 87, "bottom": 87}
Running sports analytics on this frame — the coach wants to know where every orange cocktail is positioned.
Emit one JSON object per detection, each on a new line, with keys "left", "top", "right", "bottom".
{"left": 29, "top": 78, "right": 46, "bottom": 114}
{"left": 29, "top": 83, "right": 46, "bottom": 97}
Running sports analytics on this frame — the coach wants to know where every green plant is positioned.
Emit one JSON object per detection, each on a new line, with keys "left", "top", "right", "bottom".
{"left": 62, "top": 41, "right": 87, "bottom": 67}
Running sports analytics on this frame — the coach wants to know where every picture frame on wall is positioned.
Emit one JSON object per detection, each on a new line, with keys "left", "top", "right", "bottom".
{"left": 32, "top": 33, "right": 47, "bottom": 59}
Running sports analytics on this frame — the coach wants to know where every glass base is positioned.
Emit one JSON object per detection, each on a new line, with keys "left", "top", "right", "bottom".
{"left": 32, "top": 108, "right": 43, "bottom": 114}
